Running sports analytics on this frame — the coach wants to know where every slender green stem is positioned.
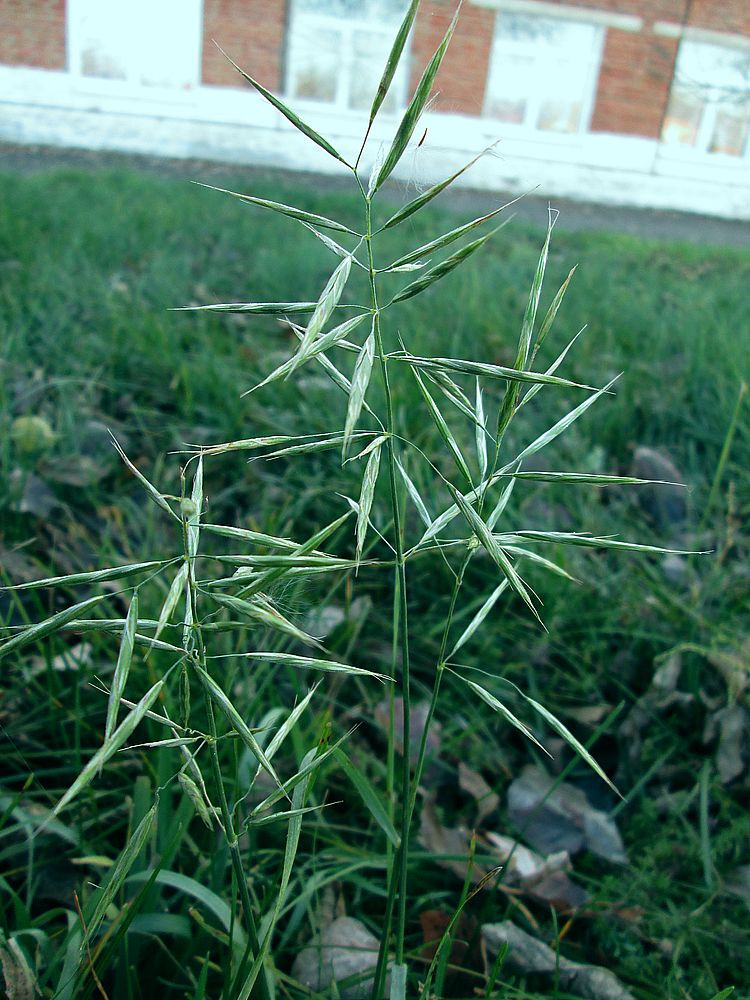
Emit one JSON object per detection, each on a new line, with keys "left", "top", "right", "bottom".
{"left": 181, "top": 512, "right": 268, "bottom": 1000}
{"left": 356, "top": 179, "right": 412, "bottom": 994}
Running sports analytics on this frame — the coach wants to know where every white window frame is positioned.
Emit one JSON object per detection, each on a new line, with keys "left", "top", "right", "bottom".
{"left": 482, "top": 8, "right": 605, "bottom": 136}
{"left": 661, "top": 38, "right": 750, "bottom": 160}
{"left": 66, "top": 0, "right": 203, "bottom": 105}
{"left": 284, "top": 2, "right": 410, "bottom": 115}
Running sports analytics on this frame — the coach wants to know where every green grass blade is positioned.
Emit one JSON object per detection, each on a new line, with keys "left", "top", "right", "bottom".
{"left": 104, "top": 592, "right": 138, "bottom": 742}
{"left": 381, "top": 148, "right": 488, "bottom": 230}
{"left": 195, "top": 665, "right": 283, "bottom": 791}
{"left": 367, "top": 0, "right": 420, "bottom": 126}
{"left": 187, "top": 456, "right": 203, "bottom": 560}
{"left": 374, "top": 4, "right": 460, "bottom": 191}
{"left": 1, "top": 560, "right": 169, "bottom": 592}
{"left": 515, "top": 377, "right": 618, "bottom": 464}
{"left": 533, "top": 265, "right": 577, "bottom": 361}
{"left": 517, "top": 327, "right": 586, "bottom": 412}
{"left": 203, "top": 524, "right": 298, "bottom": 551}
{"left": 0, "top": 594, "right": 108, "bottom": 661}
{"left": 243, "top": 652, "right": 389, "bottom": 683}
{"left": 52, "top": 679, "right": 164, "bottom": 818}
{"left": 154, "top": 561, "right": 189, "bottom": 645}
{"left": 396, "top": 457, "right": 432, "bottom": 528}
{"left": 263, "top": 684, "right": 320, "bottom": 763}
{"left": 193, "top": 181, "right": 356, "bottom": 234}
{"left": 391, "top": 353, "right": 598, "bottom": 391}
{"left": 390, "top": 228, "right": 497, "bottom": 305}
{"left": 335, "top": 749, "right": 400, "bottom": 847}
{"left": 356, "top": 442, "right": 382, "bottom": 565}
{"left": 387, "top": 199, "right": 517, "bottom": 270}
{"left": 516, "top": 690, "right": 619, "bottom": 794}
{"left": 174, "top": 300, "right": 318, "bottom": 315}
{"left": 343, "top": 321, "right": 376, "bottom": 456}
{"left": 462, "top": 677, "right": 545, "bottom": 752}
{"left": 475, "top": 379, "right": 488, "bottom": 480}
{"left": 256, "top": 431, "right": 373, "bottom": 462}
{"left": 448, "top": 485, "right": 542, "bottom": 625}
{"left": 85, "top": 801, "right": 157, "bottom": 943}
{"left": 207, "top": 591, "right": 321, "bottom": 647}
{"left": 110, "top": 434, "right": 177, "bottom": 518}
{"left": 448, "top": 580, "right": 509, "bottom": 659}
{"left": 177, "top": 772, "right": 214, "bottom": 829}
{"left": 486, "top": 476, "right": 516, "bottom": 531}
{"left": 216, "top": 43, "right": 350, "bottom": 167}
{"left": 507, "top": 471, "right": 678, "bottom": 486}
{"left": 248, "top": 314, "right": 367, "bottom": 394}
{"left": 291, "top": 255, "right": 353, "bottom": 372}
{"left": 413, "top": 368, "right": 473, "bottom": 487}
{"left": 497, "top": 210, "right": 556, "bottom": 438}
{"left": 502, "top": 545, "right": 576, "bottom": 581}
{"left": 497, "top": 530, "right": 696, "bottom": 556}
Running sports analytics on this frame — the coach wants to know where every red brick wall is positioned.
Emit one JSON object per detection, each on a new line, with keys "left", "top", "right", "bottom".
{"left": 410, "top": 0, "right": 495, "bottom": 115}
{"left": 688, "top": 0, "right": 750, "bottom": 34}
{"left": 591, "top": 29, "right": 679, "bottom": 137}
{"left": 201, "top": 0, "right": 286, "bottom": 90}
{"left": 0, "top": 0, "right": 66, "bottom": 70}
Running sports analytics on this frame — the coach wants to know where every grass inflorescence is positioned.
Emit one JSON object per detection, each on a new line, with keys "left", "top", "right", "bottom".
{"left": 1, "top": 8, "right": 749, "bottom": 1000}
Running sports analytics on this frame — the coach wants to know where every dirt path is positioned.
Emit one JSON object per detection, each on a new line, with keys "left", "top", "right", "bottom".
{"left": 2, "top": 141, "right": 749, "bottom": 249}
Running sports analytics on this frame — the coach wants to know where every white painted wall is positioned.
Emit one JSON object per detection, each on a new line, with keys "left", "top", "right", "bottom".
{"left": 1, "top": 64, "right": 749, "bottom": 220}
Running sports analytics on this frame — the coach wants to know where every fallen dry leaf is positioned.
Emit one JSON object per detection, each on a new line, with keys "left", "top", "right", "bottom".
{"left": 507, "top": 765, "right": 628, "bottom": 865}
{"left": 458, "top": 762, "right": 499, "bottom": 825}
{"left": 374, "top": 697, "right": 442, "bottom": 766}
{"left": 482, "top": 921, "right": 636, "bottom": 1000}
{"left": 291, "top": 916, "right": 388, "bottom": 999}
{"left": 419, "top": 801, "right": 588, "bottom": 911}
{"left": 419, "top": 909, "right": 482, "bottom": 994}
{"left": 709, "top": 705, "right": 747, "bottom": 784}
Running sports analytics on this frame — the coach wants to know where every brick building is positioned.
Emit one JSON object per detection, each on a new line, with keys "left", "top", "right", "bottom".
{"left": 1, "top": 0, "right": 749, "bottom": 217}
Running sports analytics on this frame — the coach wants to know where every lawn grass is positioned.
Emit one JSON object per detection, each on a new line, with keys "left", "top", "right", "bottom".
{"left": 1, "top": 164, "right": 749, "bottom": 999}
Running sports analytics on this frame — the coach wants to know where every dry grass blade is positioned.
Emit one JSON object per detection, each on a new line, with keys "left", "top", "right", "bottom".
{"left": 104, "top": 592, "right": 138, "bottom": 742}
{"left": 193, "top": 181, "right": 356, "bottom": 234}
{"left": 374, "top": 3, "right": 461, "bottom": 191}
{"left": 52, "top": 679, "right": 165, "bottom": 818}
{"left": 216, "top": 43, "right": 350, "bottom": 167}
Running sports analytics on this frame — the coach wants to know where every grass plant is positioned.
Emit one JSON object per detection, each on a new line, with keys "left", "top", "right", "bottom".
{"left": 1, "top": 7, "right": 749, "bottom": 999}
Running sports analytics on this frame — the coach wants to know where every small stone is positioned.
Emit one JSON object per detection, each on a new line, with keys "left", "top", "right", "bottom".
{"left": 631, "top": 447, "right": 687, "bottom": 530}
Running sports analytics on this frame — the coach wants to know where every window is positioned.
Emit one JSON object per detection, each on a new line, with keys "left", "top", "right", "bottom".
{"left": 484, "top": 12, "right": 603, "bottom": 134}
{"left": 286, "top": 0, "right": 410, "bottom": 113}
{"left": 662, "top": 41, "right": 750, "bottom": 157}
{"left": 67, "top": 0, "right": 202, "bottom": 94}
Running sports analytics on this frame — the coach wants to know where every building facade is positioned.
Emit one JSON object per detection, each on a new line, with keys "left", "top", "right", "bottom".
{"left": 1, "top": 0, "right": 749, "bottom": 218}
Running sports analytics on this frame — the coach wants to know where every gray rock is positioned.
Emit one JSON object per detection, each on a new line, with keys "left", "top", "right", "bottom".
{"left": 631, "top": 447, "right": 687, "bottom": 530}
{"left": 291, "top": 916, "right": 389, "bottom": 999}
